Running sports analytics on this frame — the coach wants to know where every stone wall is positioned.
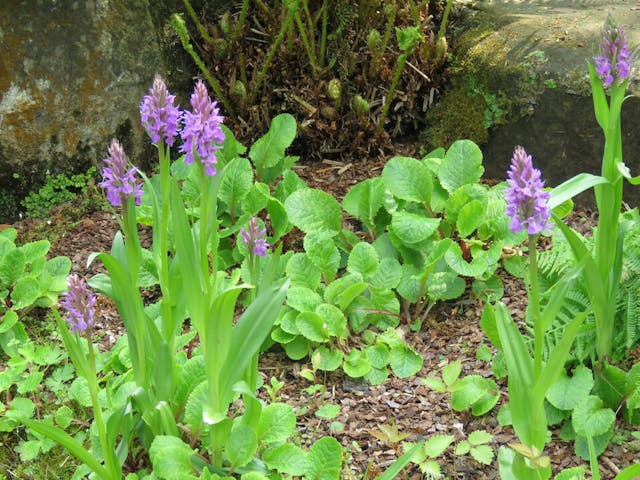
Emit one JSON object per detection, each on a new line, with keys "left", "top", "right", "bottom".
{"left": 0, "top": 0, "right": 210, "bottom": 220}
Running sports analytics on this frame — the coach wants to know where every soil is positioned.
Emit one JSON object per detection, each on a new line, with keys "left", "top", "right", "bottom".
{"left": 10, "top": 141, "right": 639, "bottom": 479}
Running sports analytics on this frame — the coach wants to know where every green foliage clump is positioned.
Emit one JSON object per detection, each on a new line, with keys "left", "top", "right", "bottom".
{"left": 21, "top": 167, "right": 98, "bottom": 219}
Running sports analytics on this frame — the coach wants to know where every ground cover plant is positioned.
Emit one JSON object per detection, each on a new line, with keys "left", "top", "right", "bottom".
{"left": 1, "top": 9, "right": 640, "bottom": 480}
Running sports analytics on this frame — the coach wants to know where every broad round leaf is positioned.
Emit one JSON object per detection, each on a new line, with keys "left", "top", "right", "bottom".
{"left": 226, "top": 425, "right": 258, "bottom": 468}
{"left": 391, "top": 211, "right": 440, "bottom": 245}
{"left": 572, "top": 395, "right": 615, "bottom": 438}
{"left": 546, "top": 365, "right": 593, "bottom": 411}
{"left": 389, "top": 345, "right": 423, "bottom": 378}
{"left": 382, "top": 156, "right": 433, "bottom": 203}
{"left": 258, "top": 403, "right": 297, "bottom": 444}
{"left": 347, "top": 242, "right": 380, "bottom": 278}
{"left": 439, "top": 140, "right": 484, "bottom": 194}
{"left": 285, "top": 189, "right": 342, "bottom": 234}
{"left": 263, "top": 444, "right": 307, "bottom": 476}
{"left": 296, "top": 312, "right": 329, "bottom": 342}
{"left": 343, "top": 349, "right": 371, "bottom": 378}
{"left": 304, "top": 437, "right": 343, "bottom": 480}
{"left": 312, "top": 346, "right": 343, "bottom": 371}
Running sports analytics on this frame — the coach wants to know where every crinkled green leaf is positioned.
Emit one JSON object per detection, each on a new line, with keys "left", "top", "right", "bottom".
{"left": 343, "top": 349, "right": 371, "bottom": 378}
{"left": 342, "top": 177, "right": 385, "bottom": 230}
{"left": 149, "top": 435, "right": 197, "bottom": 480}
{"left": 423, "top": 434, "right": 455, "bottom": 458}
{"left": 389, "top": 345, "right": 422, "bottom": 378}
{"left": 285, "top": 189, "right": 342, "bottom": 234}
{"left": 263, "top": 443, "right": 307, "bottom": 476}
{"left": 304, "top": 436, "right": 343, "bottom": 480}
{"left": 311, "top": 346, "right": 343, "bottom": 371}
{"left": 304, "top": 231, "right": 340, "bottom": 281}
{"left": 257, "top": 403, "right": 296, "bottom": 444}
{"left": 347, "top": 242, "right": 380, "bottom": 278}
{"left": 286, "top": 253, "right": 322, "bottom": 289}
{"left": 391, "top": 211, "right": 440, "bottom": 245}
{"left": 572, "top": 395, "right": 615, "bottom": 438}
{"left": 439, "top": 140, "right": 484, "bottom": 194}
{"left": 382, "top": 156, "right": 433, "bottom": 204}
{"left": 226, "top": 425, "right": 258, "bottom": 468}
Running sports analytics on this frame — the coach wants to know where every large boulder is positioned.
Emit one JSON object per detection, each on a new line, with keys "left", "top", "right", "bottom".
{"left": 424, "top": 0, "right": 640, "bottom": 205}
{"left": 0, "top": 0, "right": 209, "bottom": 220}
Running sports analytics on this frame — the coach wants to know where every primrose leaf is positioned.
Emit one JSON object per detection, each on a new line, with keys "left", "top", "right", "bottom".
{"left": 546, "top": 364, "right": 593, "bottom": 411}
{"left": 553, "top": 466, "right": 587, "bottom": 480}
{"left": 472, "top": 274, "right": 504, "bottom": 303}
{"left": 389, "top": 345, "right": 423, "bottom": 378}
{"left": 11, "top": 276, "right": 40, "bottom": 310}
{"left": 316, "top": 303, "right": 348, "bottom": 338}
{"left": 305, "top": 436, "right": 343, "bottom": 480}
{"left": 426, "top": 271, "right": 466, "bottom": 301}
{"left": 283, "top": 336, "right": 310, "bottom": 360}
{"left": 287, "top": 286, "right": 322, "bottom": 312}
{"left": 626, "top": 362, "right": 640, "bottom": 410}
{"left": 450, "top": 376, "right": 488, "bottom": 411}
{"left": 391, "top": 211, "right": 440, "bottom": 245}
{"left": 324, "top": 273, "right": 367, "bottom": 310}
{"left": 249, "top": 113, "right": 296, "bottom": 170}
{"left": 285, "top": 189, "right": 342, "bottom": 235}
{"left": 286, "top": 253, "right": 322, "bottom": 289}
{"left": 263, "top": 443, "right": 307, "bottom": 476}
{"left": 366, "top": 344, "right": 390, "bottom": 369}
{"left": 439, "top": 140, "right": 484, "bottom": 194}
{"left": 382, "top": 156, "right": 433, "bottom": 204}
{"left": 312, "top": 346, "right": 343, "bottom": 371}
{"left": 0, "top": 247, "right": 25, "bottom": 285}
{"left": 347, "top": 242, "right": 380, "bottom": 278}
{"left": 343, "top": 349, "right": 371, "bottom": 378}
{"left": 226, "top": 425, "right": 258, "bottom": 468}
{"left": 457, "top": 200, "right": 484, "bottom": 237}
{"left": 342, "top": 177, "right": 385, "bottom": 230}
{"left": 296, "top": 312, "right": 329, "bottom": 342}
{"left": 219, "top": 157, "right": 254, "bottom": 207}
{"left": 572, "top": 395, "right": 615, "bottom": 438}
{"left": 369, "top": 257, "right": 402, "bottom": 289}
{"left": 258, "top": 403, "right": 297, "bottom": 444}
{"left": 149, "top": 435, "right": 197, "bottom": 480}
{"left": 442, "top": 360, "right": 462, "bottom": 386}
{"left": 304, "top": 231, "right": 340, "bottom": 281}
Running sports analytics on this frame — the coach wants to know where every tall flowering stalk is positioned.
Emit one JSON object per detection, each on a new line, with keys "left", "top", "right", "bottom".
{"left": 180, "top": 80, "right": 225, "bottom": 287}
{"left": 505, "top": 147, "right": 550, "bottom": 377}
{"left": 484, "top": 149, "right": 589, "bottom": 479}
{"left": 20, "top": 276, "right": 124, "bottom": 479}
{"left": 140, "top": 76, "right": 182, "bottom": 344}
{"left": 99, "top": 139, "right": 143, "bottom": 282}
{"left": 589, "top": 19, "right": 633, "bottom": 360}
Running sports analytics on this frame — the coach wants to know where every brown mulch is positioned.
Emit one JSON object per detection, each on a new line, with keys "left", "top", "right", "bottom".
{"left": 12, "top": 145, "right": 639, "bottom": 479}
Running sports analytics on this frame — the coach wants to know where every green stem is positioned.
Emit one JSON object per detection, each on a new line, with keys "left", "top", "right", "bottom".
{"left": 436, "top": 0, "right": 453, "bottom": 44}
{"left": 294, "top": 10, "right": 318, "bottom": 73}
{"left": 377, "top": 52, "right": 408, "bottom": 133}
{"left": 122, "top": 195, "right": 141, "bottom": 286}
{"left": 319, "top": 1, "right": 328, "bottom": 69}
{"left": 199, "top": 163, "right": 211, "bottom": 294}
{"left": 181, "top": 0, "right": 212, "bottom": 44}
{"left": 379, "top": 4, "right": 397, "bottom": 60}
{"left": 248, "top": 7, "right": 294, "bottom": 105}
{"left": 86, "top": 337, "right": 121, "bottom": 479}
{"left": 528, "top": 235, "right": 543, "bottom": 379}
{"left": 171, "top": 14, "right": 234, "bottom": 116}
{"left": 593, "top": 85, "right": 625, "bottom": 360}
{"left": 158, "top": 143, "right": 174, "bottom": 342}
{"left": 233, "top": 0, "right": 250, "bottom": 44}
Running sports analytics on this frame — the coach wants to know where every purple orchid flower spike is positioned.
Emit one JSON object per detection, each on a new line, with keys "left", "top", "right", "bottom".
{"left": 241, "top": 217, "right": 269, "bottom": 257}
{"left": 99, "top": 139, "right": 143, "bottom": 207}
{"left": 594, "top": 19, "right": 632, "bottom": 88}
{"left": 60, "top": 274, "right": 97, "bottom": 333}
{"left": 140, "top": 75, "right": 182, "bottom": 146}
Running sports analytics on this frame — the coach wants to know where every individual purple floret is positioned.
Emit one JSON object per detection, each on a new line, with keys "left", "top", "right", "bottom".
{"left": 60, "top": 274, "right": 96, "bottom": 333}
{"left": 504, "top": 146, "right": 550, "bottom": 236}
{"left": 99, "top": 139, "right": 143, "bottom": 207}
{"left": 594, "top": 20, "right": 632, "bottom": 88}
{"left": 180, "top": 80, "right": 225, "bottom": 176}
{"left": 240, "top": 217, "right": 269, "bottom": 257}
{"left": 140, "top": 75, "right": 182, "bottom": 146}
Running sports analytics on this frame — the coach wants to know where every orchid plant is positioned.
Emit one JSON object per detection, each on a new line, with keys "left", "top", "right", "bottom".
{"left": 14, "top": 77, "right": 290, "bottom": 479}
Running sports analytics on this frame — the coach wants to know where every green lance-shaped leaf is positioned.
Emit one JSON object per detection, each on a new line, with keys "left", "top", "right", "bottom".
{"left": 438, "top": 140, "right": 484, "bottom": 194}
{"left": 285, "top": 188, "right": 342, "bottom": 235}
{"left": 375, "top": 441, "right": 425, "bottom": 480}
{"left": 382, "top": 156, "right": 433, "bottom": 204}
